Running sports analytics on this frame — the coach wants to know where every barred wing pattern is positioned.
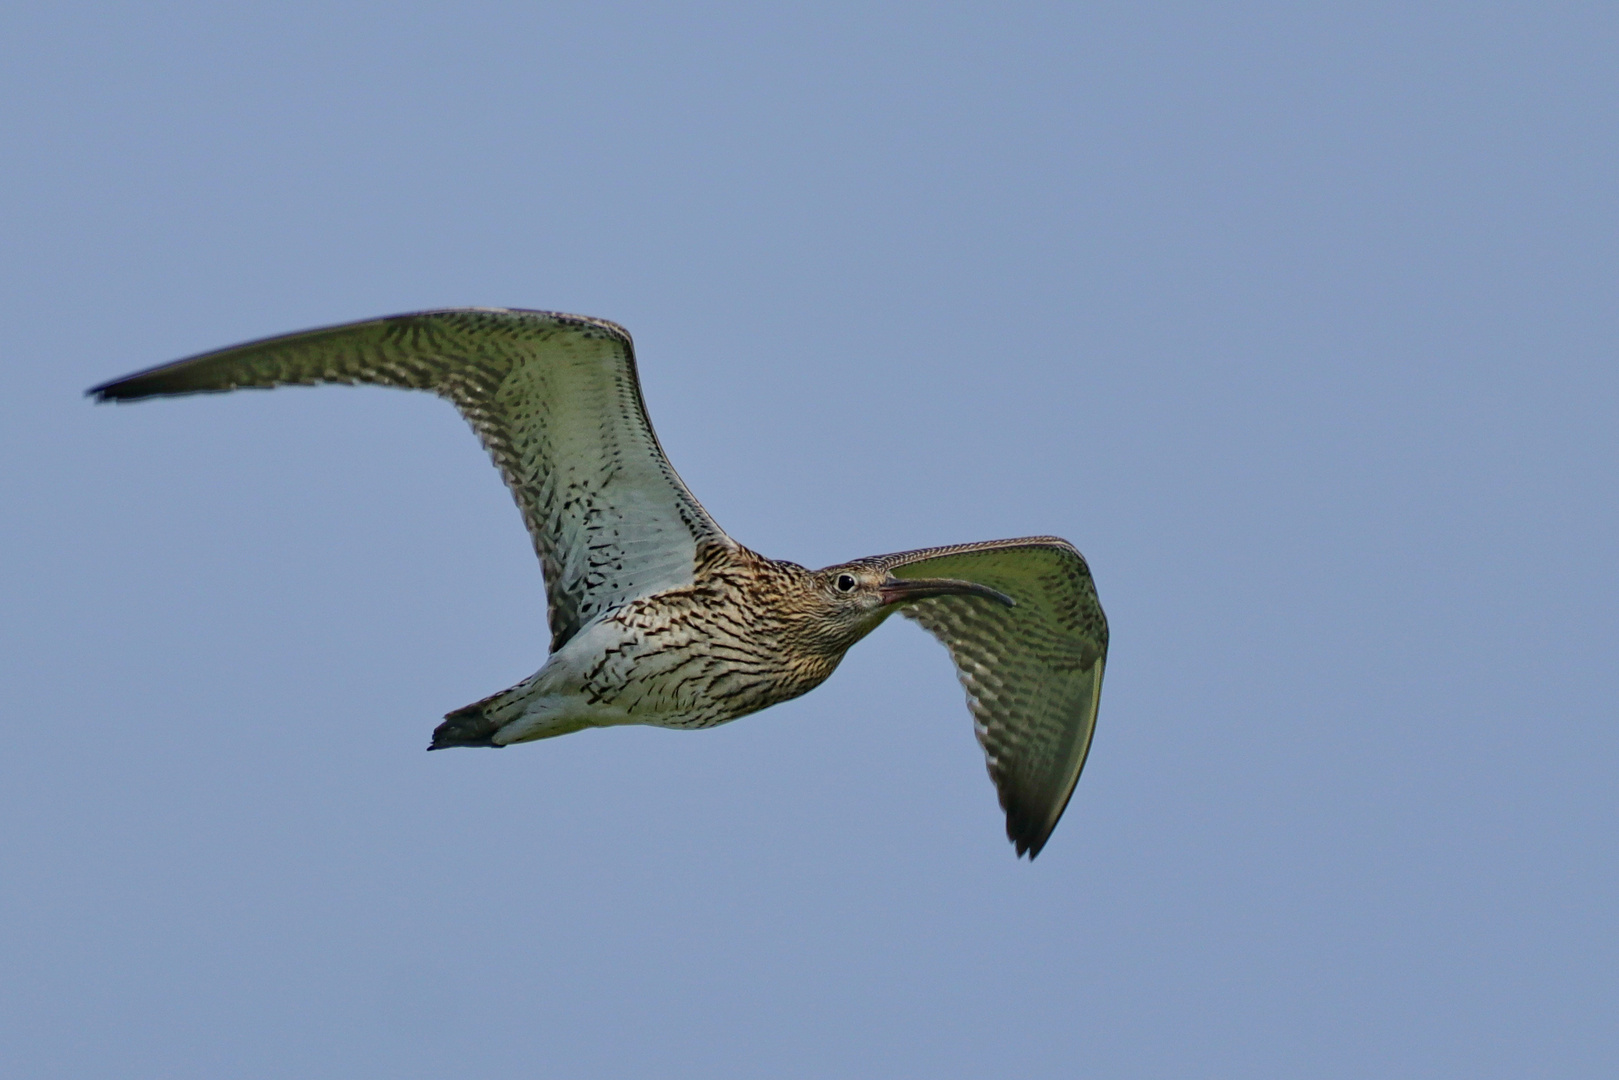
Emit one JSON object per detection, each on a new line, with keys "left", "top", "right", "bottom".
{"left": 873, "top": 537, "right": 1108, "bottom": 858}
{"left": 89, "top": 308, "right": 729, "bottom": 651}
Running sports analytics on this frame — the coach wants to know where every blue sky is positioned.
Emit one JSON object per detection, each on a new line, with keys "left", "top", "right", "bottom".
{"left": 3, "top": 3, "right": 1615, "bottom": 1076}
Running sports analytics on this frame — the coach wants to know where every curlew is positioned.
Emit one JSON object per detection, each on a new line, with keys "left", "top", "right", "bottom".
{"left": 90, "top": 309, "right": 1108, "bottom": 857}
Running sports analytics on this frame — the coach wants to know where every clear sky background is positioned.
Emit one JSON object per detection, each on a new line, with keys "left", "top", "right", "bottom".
{"left": 2, "top": 3, "right": 1615, "bottom": 1077}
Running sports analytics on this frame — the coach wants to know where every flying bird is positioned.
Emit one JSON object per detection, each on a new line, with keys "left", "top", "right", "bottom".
{"left": 89, "top": 309, "right": 1108, "bottom": 857}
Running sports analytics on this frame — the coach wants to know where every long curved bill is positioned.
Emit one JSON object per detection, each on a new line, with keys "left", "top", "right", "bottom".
{"left": 879, "top": 576, "right": 1015, "bottom": 608}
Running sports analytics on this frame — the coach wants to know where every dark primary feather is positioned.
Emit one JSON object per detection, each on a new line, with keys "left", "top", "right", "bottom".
{"left": 865, "top": 537, "right": 1108, "bottom": 858}
{"left": 89, "top": 308, "right": 729, "bottom": 651}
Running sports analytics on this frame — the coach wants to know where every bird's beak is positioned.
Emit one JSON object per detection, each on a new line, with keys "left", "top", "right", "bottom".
{"left": 878, "top": 577, "right": 1015, "bottom": 608}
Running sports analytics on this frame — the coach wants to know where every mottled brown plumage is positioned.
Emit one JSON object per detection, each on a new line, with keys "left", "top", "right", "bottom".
{"left": 89, "top": 308, "right": 1108, "bottom": 857}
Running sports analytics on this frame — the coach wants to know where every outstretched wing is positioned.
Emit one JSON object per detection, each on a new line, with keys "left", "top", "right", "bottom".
{"left": 89, "top": 308, "right": 731, "bottom": 651}
{"left": 870, "top": 536, "right": 1108, "bottom": 858}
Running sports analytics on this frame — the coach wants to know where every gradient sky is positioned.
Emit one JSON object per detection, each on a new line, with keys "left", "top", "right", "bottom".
{"left": 3, "top": 3, "right": 1615, "bottom": 1077}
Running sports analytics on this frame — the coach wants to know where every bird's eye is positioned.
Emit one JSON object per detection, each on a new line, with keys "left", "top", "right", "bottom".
{"left": 835, "top": 573, "right": 858, "bottom": 593}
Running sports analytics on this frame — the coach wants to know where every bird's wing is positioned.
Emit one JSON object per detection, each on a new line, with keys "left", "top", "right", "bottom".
{"left": 89, "top": 308, "right": 731, "bottom": 651}
{"left": 869, "top": 536, "right": 1108, "bottom": 858}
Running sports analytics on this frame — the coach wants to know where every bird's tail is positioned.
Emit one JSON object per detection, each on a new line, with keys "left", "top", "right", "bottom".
{"left": 428, "top": 678, "right": 592, "bottom": 749}
{"left": 429, "top": 687, "right": 517, "bottom": 749}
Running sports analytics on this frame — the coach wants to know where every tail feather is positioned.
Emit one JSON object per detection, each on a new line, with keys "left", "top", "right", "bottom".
{"left": 428, "top": 678, "right": 593, "bottom": 749}
{"left": 429, "top": 692, "right": 509, "bottom": 749}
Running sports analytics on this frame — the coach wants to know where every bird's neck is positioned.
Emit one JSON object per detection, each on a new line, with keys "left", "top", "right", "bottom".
{"left": 704, "top": 543, "right": 889, "bottom": 668}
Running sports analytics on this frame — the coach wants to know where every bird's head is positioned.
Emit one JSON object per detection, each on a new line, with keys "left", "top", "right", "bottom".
{"left": 791, "top": 561, "right": 1014, "bottom": 654}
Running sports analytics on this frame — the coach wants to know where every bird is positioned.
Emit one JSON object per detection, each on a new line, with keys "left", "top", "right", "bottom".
{"left": 89, "top": 308, "right": 1108, "bottom": 858}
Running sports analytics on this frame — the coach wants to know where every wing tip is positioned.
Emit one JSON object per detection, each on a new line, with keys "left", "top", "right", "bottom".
{"left": 84, "top": 307, "right": 638, "bottom": 406}
{"left": 85, "top": 372, "right": 239, "bottom": 403}
{"left": 86, "top": 376, "right": 153, "bottom": 402}
{"left": 85, "top": 376, "right": 147, "bottom": 402}
{"left": 1008, "top": 815, "right": 1057, "bottom": 860}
